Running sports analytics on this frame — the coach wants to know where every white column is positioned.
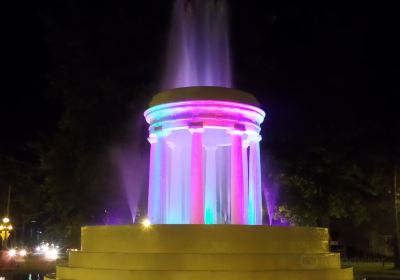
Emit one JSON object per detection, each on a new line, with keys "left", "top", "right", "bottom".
{"left": 147, "top": 133, "right": 167, "bottom": 224}
{"left": 205, "top": 147, "right": 217, "bottom": 224}
{"left": 230, "top": 130, "right": 245, "bottom": 224}
{"left": 167, "top": 143, "right": 183, "bottom": 223}
{"left": 190, "top": 128, "right": 204, "bottom": 224}
{"left": 248, "top": 134, "right": 262, "bottom": 225}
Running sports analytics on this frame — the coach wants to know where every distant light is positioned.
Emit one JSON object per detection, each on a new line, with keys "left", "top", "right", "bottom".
{"left": 35, "top": 242, "right": 60, "bottom": 258}
{"left": 45, "top": 248, "right": 58, "bottom": 260}
{"left": 7, "top": 225, "right": 12, "bottom": 230}
{"left": 2, "top": 217, "right": 10, "bottom": 223}
{"left": 8, "top": 249, "right": 17, "bottom": 257}
{"left": 19, "top": 249, "right": 27, "bottom": 257}
{"left": 67, "top": 248, "right": 78, "bottom": 252}
{"left": 142, "top": 218, "right": 151, "bottom": 228}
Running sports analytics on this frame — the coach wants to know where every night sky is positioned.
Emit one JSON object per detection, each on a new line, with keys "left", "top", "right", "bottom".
{"left": 1, "top": 1, "right": 398, "bottom": 160}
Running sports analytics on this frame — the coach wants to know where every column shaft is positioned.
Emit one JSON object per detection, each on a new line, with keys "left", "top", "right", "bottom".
{"left": 190, "top": 130, "right": 204, "bottom": 224}
{"left": 242, "top": 144, "right": 249, "bottom": 224}
{"left": 230, "top": 133, "right": 245, "bottom": 224}
{"left": 249, "top": 136, "right": 262, "bottom": 225}
{"left": 205, "top": 147, "right": 217, "bottom": 224}
{"left": 147, "top": 134, "right": 167, "bottom": 223}
{"left": 168, "top": 145, "right": 183, "bottom": 223}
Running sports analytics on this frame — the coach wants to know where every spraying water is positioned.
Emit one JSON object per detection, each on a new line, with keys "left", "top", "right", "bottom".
{"left": 163, "top": 0, "right": 232, "bottom": 89}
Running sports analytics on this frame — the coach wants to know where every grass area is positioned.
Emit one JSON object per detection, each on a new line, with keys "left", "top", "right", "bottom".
{"left": 343, "top": 261, "right": 400, "bottom": 279}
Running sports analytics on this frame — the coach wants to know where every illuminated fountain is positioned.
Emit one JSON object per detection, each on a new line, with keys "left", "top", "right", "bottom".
{"left": 145, "top": 87, "right": 264, "bottom": 225}
{"left": 51, "top": 1, "right": 353, "bottom": 279}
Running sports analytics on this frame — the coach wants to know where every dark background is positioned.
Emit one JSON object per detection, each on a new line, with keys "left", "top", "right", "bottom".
{"left": 2, "top": 2, "right": 398, "bottom": 158}
{"left": 0, "top": 1, "right": 399, "bottom": 251}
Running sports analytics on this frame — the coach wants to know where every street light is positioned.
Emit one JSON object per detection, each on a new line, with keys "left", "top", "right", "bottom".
{"left": 1, "top": 217, "right": 13, "bottom": 249}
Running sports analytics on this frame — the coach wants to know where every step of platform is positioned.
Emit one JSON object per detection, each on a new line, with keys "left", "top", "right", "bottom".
{"left": 81, "top": 224, "right": 329, "bottom": 254}
{"left": 56, "top": 266, "right": 353, "bottom": 280}
{"left": 69, "top": 252, "right": 341, "bottom": 271}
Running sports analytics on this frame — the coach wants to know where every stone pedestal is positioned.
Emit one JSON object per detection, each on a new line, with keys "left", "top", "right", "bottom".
{"left": 50, "top": 225, "right": 353, "bottom": 280}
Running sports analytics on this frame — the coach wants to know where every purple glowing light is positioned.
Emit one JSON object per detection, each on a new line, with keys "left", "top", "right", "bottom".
{"left": 112, "top": 145, "right": 148, "bottom": 224}
{"left": 163, "top": 0, "right": 232, "bottom": 89}
{"left": 262, "top": 176, "right": 290, "bottom": 227}
{"left": 141, "top": 0, "right": 270, "bottom": 226}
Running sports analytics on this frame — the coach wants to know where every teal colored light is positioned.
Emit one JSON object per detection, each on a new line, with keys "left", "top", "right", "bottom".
{"left": 148, "top": 136, "right": 164, "bottom": 223}
{"left": 248, "top": 188, "right": 256, "bottom": 225}
{"left": 205, "top": 208, "right": 215, "bottom": 224}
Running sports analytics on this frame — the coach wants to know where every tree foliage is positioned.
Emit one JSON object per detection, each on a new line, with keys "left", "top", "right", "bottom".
{"left": 36, "top": 1, "right": 169, "bottom": 245}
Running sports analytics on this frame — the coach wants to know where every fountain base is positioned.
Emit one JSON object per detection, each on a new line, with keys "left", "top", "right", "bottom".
{"left": 49, "top": 224, "right": 353, "bottom": 280}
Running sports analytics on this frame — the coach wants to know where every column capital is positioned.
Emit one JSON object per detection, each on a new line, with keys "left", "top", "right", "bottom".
{"left": 148, "top": 134, "right": 158, "bottom": 144}
{"left": 248, "top": 134, "right": 262, "bottom": 142}
{"left": 229, "top": 122, "right": 246, "bottom": 136}
{"left": 148, "top": 129, "right": 171, "bottom": 143}
{"left": 189, "top": 121, "right": 204, "bottom": 133}
{"left": 189, "top": 128, "right": 204, "bottom": 133}
{"left": 229, "top": 129, "right": 244, "bottom": 136}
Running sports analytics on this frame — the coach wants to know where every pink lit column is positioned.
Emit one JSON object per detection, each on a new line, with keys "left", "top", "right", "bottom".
{"left": 249, "top": 135, "right": 262, "bottom": 225}
{"left": 147, "top": 133, "right": 167, "bottom": 224}
{"left": 190, "top": 127, "right": 204, "bottom": 224}
{"left": 242, "top": 141, "right": 249, "bottom": 224}
{"left": 230, "top": 130, "right": 245, "bottom": 224}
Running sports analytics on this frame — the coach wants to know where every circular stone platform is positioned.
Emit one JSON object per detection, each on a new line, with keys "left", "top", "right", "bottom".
{"left": 50, "top": 225, "right": 353, "bottom": 280}
{"left": 149, "top": 86, "right": 260, "bottom": 107}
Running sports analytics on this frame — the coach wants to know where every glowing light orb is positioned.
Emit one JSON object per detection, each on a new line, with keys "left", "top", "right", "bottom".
{"left": 45, "top": 248, "right": 58, "bottom": 260}
{"left": 8, "top": 249, "right": 17, "bottom": 257}
{"left": 142, "top": 218, "right": 151, "bottom": 228}
{"left": 19, "top": 249, "right": 27, "bottom": 257}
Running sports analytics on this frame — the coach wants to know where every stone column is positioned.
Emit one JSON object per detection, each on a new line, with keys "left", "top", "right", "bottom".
{"left": 242, "top": 140, "right": 249, "bottom": 224}
{"left": 205, "top": 147, "right": 217, "bottom": 224}
{"left": 248, "top": 134, "right": 262, "bottom": 225}
{"left": 167, "top": 142, "right": 184, "bottom": 224}
{"left": 230, "top": 130, "right": 245, "bottom": 224}
{"left": 147, "top": 132, "right": 167, "bottom": 224}
{"left": 190, "top": 127, "right": 204, "bottom": 224}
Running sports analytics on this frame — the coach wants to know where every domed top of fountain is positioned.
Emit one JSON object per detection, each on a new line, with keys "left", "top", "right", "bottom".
{"left": 149, "top": 86, "right": 260, "bottom": 108}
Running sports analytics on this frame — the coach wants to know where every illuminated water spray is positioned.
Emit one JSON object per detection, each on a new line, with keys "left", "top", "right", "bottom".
{"left": 145, "top": 0, "right": 266, "bottom": 225}
{"left": 163, "top": 0, "right": 231, "bottom": 89}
